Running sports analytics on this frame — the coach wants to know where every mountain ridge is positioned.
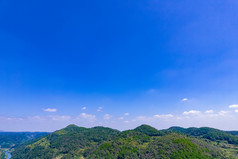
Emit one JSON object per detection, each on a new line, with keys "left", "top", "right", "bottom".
{"left": 9, "top": 124, "right": 238, "bottom": 159}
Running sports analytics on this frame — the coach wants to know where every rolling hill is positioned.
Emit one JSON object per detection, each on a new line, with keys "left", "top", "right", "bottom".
{"left": 11, "top": 124, "right": 238, "bottom": 159}
{"left": 168, "top": 126, "right": 238, "bottom": 144}
{"left": 11, "top": 125, "right": 120, "bottom": 159}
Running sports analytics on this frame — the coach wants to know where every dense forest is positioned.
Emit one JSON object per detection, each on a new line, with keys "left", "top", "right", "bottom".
{"left": 0, "top": 149, "right": 6, "bottom": 159}
{"left": 4, "top": 124, "right": 237, "bottom": 159}
{"left": 167, "top": 126, "right": 238, "bottom": 145}
{"left": 0, "top": 132, "right": 49, "bottom": 149}
{"left": 0, "top": 132, "right": 49, "bottom": 159}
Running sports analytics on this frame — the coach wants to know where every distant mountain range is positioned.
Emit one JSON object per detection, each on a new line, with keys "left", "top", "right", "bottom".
{"left": 1, "top": 125, "right": 238, "bottom": 159}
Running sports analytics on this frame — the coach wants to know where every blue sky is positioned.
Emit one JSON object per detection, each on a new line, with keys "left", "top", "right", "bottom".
{"left": 1, "top": 0, "right": 238, "bottom": 131}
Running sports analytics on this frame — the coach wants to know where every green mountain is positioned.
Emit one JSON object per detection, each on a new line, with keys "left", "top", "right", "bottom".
{"left": 12, "top": 124, "right": 120, "bottom": 159}
{"left": 226, "top": 131, "right": 238, "bottom": 136}
{"left": 168, "top": 126, "right": 238, "bottom": 144}
{"left": 90, "top": 131, "right": 226, "bottom": 159}
{"left": 133, "top": 124, "right": 165, "bottom": 136}
{"left": 11, "top": 124, "right": 238, "bottom": 159}
{"left": 0, "top": 132, "right": 49, "bottom": 149}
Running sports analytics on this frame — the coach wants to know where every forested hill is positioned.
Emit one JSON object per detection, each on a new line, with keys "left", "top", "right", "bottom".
{"left": 11, "top": 124, "right": 238, "bottom": 159}
{"left": 168, "top": 126, "right": 238, "bottom": 145}
{"left": 12, "top": 124, "right": 120, "bottom": 159}
{"left": 226, "top": 131, "right": 238, "bottom": 136}
{"left": 0, "top": 132, "right": 49, "bottom": 148}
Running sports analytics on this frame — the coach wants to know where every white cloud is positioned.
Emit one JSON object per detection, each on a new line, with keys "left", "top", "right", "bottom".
{"left": 229, "top": 104, "right": 238, "bottom": 108}
{"left": 182, "top": 98, "right": 188, "bottom": 102}
{"left": 79, "top": 113, "right": 96, "bottom": 121}
{"left": 132, "top": 114, "right": 174, "bottom": 123}
{"left": 104, "top": 114, "right": 112, "bottom": 120}
{"left": 5, "top": 117, "right": 24, "bottom": 121}
{"left": 124, "top": 113, "right": 130, "bottom": 116}
{"left": 133, "top": 116, "right": 147, "bottom": 122}
{"left": 82, "top": 107, "right": 87, "bottom": 110}
{"left": 153, "top": 114, "right": 174, "bottom": 118}
{"left": 3, "top": 106, "right": 238, "bottom": 131}
{"left": 50, "top": 115, "right": 71, "bottom": 121}
{"left": 205, "top": 110, "right": 214, "bottom": 114}
{"left": 97, "top": 107, "right": 103, "bottom": 112}
{"left": 218, "top": 110, "right": 229, "bottom": 116}
{"left": 43, "top": 108, "right": 57, "bottom": 112}
{"left": 183, "top": 110, "right": 200, "bottom": 115}
{"left": 30, "top": 116, "right": 46, "bottom": 121}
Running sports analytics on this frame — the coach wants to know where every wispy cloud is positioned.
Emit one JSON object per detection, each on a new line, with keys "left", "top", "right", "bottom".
{"left": 43, "top": 108, "right": 57, "bottom": 112}
{"left": 3, "top": 117, "right": 24, "bottom": 121}
{"left": 49, "top": 115, "right": 71, "bottom": 121}
{"left": 119, "top": 117, "right": 124, "bottom": 120}
{"left": 124, "top": 113, "right": 130, "bottom": 116}
{"left": 229, "top": 104, "right": 238, "bottom": 108}
{"left": 104, "top": 114, "right": 112, "bottom": 120}
{"left": 2, "top": 106, "right": 238, "bottom": 131}
{"left": 218, "top": 110, "right": 229, "bottom": 116}
{"left": 183, "top": 110, "right": 200, "bottom": 115}
{"left": 205, "top": 110, "right": 214, "bottom": 114}
{"left": 82, "top": 107, "right": 87, "bottom": 110}
{"left": 78, "top": 113, "right": 96, "bottom": 122}
{"left": 181, "top": 98, "right": 188, "bottom": 102}
{"left": 97, "top": 107, "right": 103, "bottom": 112}
{"left": 153, "top": 114, "right": 174, "bottom": 118}
{"left": 132, "top": 113, "right": 174, "bottom": 123}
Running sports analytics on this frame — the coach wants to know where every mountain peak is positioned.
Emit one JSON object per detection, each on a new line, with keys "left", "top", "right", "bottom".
{"left": 65, "top": 124, "right": 79, "bottom": 128}
{"left": 134, "top": 124, "right": 163, "bottom": 136}
{"left": 54, "top": 124, "right": 82, "bottom": 135}
{"left": 63, "top": 124, "right": 81, "bottom": 131}
{"left": 135, "top": 124, "right": 156, "bottom": 129}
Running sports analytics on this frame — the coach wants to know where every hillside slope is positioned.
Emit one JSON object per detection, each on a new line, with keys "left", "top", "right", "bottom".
{"left": 227, "top": 131, "right": 238, "bottom": 136}
{"left": 0, "top": 132, "right": 49, "bottom": 149}
{"left": 12, "top": 124, "right": 120, "bottom": 159}
{"left": 168, "top": 126, "right": 238, "bottom": 144}
{"left": 11, "top": 124, "right": 234, "bottom": 159}
{"left": 90, "top": 131, "right": 225, "bottom": 158}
